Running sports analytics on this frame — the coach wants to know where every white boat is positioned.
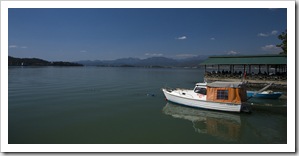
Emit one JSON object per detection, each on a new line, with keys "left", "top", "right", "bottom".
{"left": 162, "top": 81, "right": 249, "bottom": 113}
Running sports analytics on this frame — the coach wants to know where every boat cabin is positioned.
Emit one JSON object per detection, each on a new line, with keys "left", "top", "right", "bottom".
{"left": 195, "top": 81, "right": 247, "bottom": 104}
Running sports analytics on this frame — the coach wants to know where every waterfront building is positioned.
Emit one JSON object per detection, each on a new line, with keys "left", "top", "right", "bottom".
{"left": 200, "top": 55, "right": 287, "bottom": 87}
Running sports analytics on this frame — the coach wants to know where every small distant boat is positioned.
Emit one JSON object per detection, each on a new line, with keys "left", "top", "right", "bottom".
{"left": 247, "top": 90, "right": 282, "bottom": 99}
{"left": 162, "top": 81, "right": 250, "bottom": 113}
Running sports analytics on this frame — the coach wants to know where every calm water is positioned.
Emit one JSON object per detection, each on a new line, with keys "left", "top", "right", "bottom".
{"left": 8, "top": 67, "right": 287, "bottom": 144}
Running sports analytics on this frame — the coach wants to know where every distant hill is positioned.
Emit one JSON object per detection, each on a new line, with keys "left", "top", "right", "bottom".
{"left": 8, "top": 56, "right": 83, "bottom": 66}
{"left": 76, "top": 55, "right": 209, "bottom": 67}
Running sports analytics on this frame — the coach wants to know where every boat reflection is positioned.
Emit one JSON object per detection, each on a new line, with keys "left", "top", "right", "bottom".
{"left": 162, "top": 102, "right": 241, "bottom": 141}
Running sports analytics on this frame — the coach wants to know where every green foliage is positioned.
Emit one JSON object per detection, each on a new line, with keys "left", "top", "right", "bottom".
{"left": 276, "top": 30, "right": 287, "bottom": 54}
{"left": 8, "top": 56, "right": 83, "bottom": 66}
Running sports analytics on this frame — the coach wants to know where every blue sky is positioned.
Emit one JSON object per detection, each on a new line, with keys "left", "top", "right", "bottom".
{"left": 8, "top": 8, "right": 287, "bottom": 61}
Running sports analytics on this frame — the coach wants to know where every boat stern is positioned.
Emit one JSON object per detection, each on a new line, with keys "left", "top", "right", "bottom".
{"left": 240, "top": 102, "right": 252, "bottom": 113}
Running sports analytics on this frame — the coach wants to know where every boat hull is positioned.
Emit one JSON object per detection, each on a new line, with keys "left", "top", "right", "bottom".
{"left": 247, "top": 91, "right": 282, "bottom": 99}
{"left": 162, "top": 89, "right": 242, "bottom": 112}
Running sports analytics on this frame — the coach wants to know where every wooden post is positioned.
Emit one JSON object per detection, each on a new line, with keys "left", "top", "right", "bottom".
{"left": 243, "top": 64, "right": 246, "bottom": 80}
{"left": 233, "top": 65, "right": 234, "bottom": 73}
{"left": 259, "top": 65, "right": 261, "bottom": 74}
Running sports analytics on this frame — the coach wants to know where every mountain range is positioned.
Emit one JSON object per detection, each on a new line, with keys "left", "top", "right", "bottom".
{"left": 76, "top": 55, "right": 209, "bottom": 67}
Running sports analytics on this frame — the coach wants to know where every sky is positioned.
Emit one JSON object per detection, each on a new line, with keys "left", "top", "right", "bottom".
{"left": 8, "top": 8, "right": 287, "bottom": 61}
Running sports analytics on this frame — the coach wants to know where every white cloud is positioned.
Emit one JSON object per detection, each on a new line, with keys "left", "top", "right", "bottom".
{"left": 257, "top": 33, "right": 269, "bottom": 37}
{"left": 210, "top": 37, "right": 216, "bottom": 40}
{"left": 145, "top": 53, "right": 163, "bottom": 57}
{"left": 271, "top": 30, "right": 278, "bottom": 35}
{"left": 9, "top": 45, "right": 18, "bottom": 48}
{"left": 9, "top": 45, "right": 28, "bottom": 49}
{"left": 261, "top": 44, "right": 281, "bottom": 52}
{"left": 258, "top": 30, "right": 278, "bottom": 37}
{"left": 176, "top": 36, "right": 187, "bottom": 40}
{"left": 80, "top": 50, "right": 87, "bottom": 53}
{"left": 227, "top": 50, "right": 240, "bottom": 55}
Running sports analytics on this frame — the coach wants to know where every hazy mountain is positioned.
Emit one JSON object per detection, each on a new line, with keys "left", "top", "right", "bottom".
{"left": 139, "top": 57, "right": 178, "bottom": 67}
{"left": 77, "top": 58, "right": 141, "bottom": 66}
{"left": 102, "top": 57, "right": 142, "bottom": 66}
{"left": 76, "top": 60, "right": 104, "bottom": 66}
{"left": 76, "top": 55, "right": 208, "bottom": 67}
{"left": 76, "top": 57, "right": 177, "bottom": 67}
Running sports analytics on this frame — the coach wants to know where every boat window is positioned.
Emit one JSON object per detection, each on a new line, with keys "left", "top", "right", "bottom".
{"left": 217, "top": 90, "right": 228, "bottom": 100}
{"left": 194, "top": 87, "right": 207, "bottom": 95}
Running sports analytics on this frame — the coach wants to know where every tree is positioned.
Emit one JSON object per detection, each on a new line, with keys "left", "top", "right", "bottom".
{"left": 276, "top": 30, "right": 287, "bottom": 54}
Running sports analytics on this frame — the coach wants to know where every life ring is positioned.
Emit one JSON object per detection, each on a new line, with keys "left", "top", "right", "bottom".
{"left": 198, "top": 94, "right": 203, "bottom": 98}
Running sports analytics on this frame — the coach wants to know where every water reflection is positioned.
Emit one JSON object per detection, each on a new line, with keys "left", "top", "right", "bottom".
{"left": 248, "top": 96, "right": 287, "bottom": 115}
{"left": 162, "top": 102, "right": 241, "bottom": 141}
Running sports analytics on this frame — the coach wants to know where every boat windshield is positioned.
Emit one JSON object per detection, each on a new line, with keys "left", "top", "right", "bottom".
{"left": 194, "top": 87, "right": 207, "bottom": 95}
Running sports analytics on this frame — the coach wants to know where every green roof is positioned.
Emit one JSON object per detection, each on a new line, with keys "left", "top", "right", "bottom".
{"left": 200, "top": 54, "right": 287, "bottom": 65}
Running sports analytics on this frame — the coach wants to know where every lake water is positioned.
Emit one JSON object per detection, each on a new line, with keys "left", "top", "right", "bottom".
{"left": 8, "top": 67, "right": 287, "bottom": 144}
